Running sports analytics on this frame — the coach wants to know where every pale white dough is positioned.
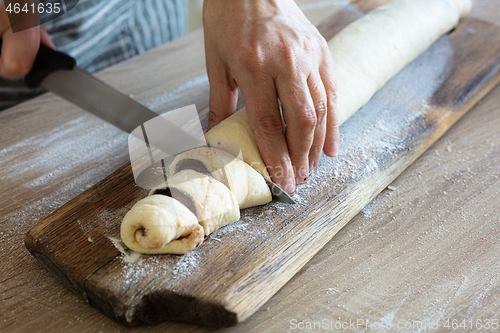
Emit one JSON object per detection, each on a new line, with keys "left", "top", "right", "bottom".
{"left": 120, "top": 195, "right": 204, "bottom": 254}
{"left": 170, "top": 145, "right": 272, "bottom": 209}
{"left": 159, "top": 169, "right": 241, "bottom": 235}
{"left": 331, "top": 0, "right": 471, "bottom": 124}
{"left": 203, "top": 0, "right": 471, "bottom": 175}
{"left": 204, "top": 110, "right": 270, "bottom": 178}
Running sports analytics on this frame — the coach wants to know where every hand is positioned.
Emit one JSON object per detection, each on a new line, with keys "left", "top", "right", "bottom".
{"left": 0, "top": 1, "right": 54, "bottom": 80}
{"left": 203, "top": 0, "right": 339, "bottom": 194}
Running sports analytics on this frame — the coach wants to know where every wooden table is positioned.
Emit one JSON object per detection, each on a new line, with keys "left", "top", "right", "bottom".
{"left": 1, "top": 1, "right": 499, "bottom": 332}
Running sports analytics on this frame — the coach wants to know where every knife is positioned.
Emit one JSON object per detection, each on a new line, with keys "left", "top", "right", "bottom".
{"left": 0, "top": 40, "right": 295, "bottom": 204}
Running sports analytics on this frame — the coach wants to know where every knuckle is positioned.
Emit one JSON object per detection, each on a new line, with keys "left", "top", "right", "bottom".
{"left": 296, "top": 109, "right": 317, "bottom": 132}
{"left": 327, "top": 90, "right": 339, "bottom": 114}
{"left": 234, "top": 43, "right": 264, "bottom": 71}
{"left": 309, "top": 144, "right": 323, "bottom": 157}
{"left": 254, "top": 114, "right": 284, "bottom": 136}
{"left": 278, "top": 46, "right": 300, "bottom": 75}
{"left": 329, "top": 121, "right": 340, "bottom": 131}
{"left": 315, "top": 99, "right": 328, "bottom": 120}
{"left": 328, "top": 74, "right": 338, "bottom": 92}
{"left": 282, "top": 46, "right": 296, "bottom": 65}
{"left": 301, "top": 37, "right": 314, "bottom": 53}
{"left": 329, "top": 86, "right": 338, "bottom": 101}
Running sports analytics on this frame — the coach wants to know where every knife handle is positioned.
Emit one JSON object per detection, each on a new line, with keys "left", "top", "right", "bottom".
{"left": 0, "top": 38, "right": 76, "bottom": 88}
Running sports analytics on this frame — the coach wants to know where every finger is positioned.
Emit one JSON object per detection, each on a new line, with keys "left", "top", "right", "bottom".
{"left": 206, "top": 53, "right": 239, "bottom": 131}
{"left": 307, "top": 71, "right": 328, "bottom": 171}
{"left": 320, "top": 57, "right": 339, "bottom": 157}
{"left": 277, "top": 74, "right": 316, "bottom": 185}
{"left": 0, "top": 27, "right": 40, "bottom": 80}
{"left": 240, "top": 75, "right": 295, "bottom": 194}
{"left": 40, "top": 25, "right": 55, "bottom": 49}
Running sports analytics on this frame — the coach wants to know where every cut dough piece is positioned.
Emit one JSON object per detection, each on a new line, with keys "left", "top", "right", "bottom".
{"left": 204, "top": 110, "right": 269, "bottom": 178}
{"left": 151, "top": 169, "right": 240, "bottom": 235}
{"left": 120, "top": 195, "right": 204, "bottom": 254}
{"left": 203, "top": 0, "right": 471, "bottom": 175}
{"left": 169, "top": 145, "right": 272, "bottom": 209}
{"left": 169, "top": 145, "right": 246, "bottom": 202}
{"left": 241, "top": 162, "right": 273, "bottom": 209}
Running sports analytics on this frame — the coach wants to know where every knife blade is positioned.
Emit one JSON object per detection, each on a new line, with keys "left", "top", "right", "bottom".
{"left": 41, "top": 67, "right": 206, "bottom": 156}
{"left": 0, "top": 39, "right": 295, "bottom": 204}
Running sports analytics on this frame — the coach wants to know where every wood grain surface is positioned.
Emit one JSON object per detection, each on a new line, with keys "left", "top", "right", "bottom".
{"left": 1, "top": 1, "right": 500, "bottom": 332}
{"left": 24, "top": 4, "right": 500, "bottom": 328}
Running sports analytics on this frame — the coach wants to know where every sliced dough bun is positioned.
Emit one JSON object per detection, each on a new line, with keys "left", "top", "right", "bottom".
{"left": 204, "top": 110, "right": 270, "bottom": 178}
{"left": 151, "top": 169, "right": 240, "bottom": 235}
{"left": 120, "top": 195, "right": 204, "bottom": 254}
{"left": 170, "top": 145, "right": 271, "bottom": 209}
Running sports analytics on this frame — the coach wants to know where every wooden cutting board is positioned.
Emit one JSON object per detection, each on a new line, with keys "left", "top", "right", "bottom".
{"left": 25, "top": 4, "right": 500, "bottom": 327}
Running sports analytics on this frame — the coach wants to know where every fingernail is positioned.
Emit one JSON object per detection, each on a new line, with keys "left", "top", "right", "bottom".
{"left": 310, "top": 162, "right": 315, "bottom": 171}
{"left": 298, "top": 167, "right": 308, "bottom": 182}
{"left": 332, "top": 141, "right": 339, "bottom": 157}
{"left": 280, "top": 178, "right": 295, "bottom": 194}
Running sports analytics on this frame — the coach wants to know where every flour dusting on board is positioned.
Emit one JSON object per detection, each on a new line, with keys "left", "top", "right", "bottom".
{"left": 295, "top": 36, "right": 453, "bottom": 193}
{"left": 2, "top": 117, "right": 128, "bottom": 189}
{"left": 118, "top": 249, "right": 204, "bottom": 282}
{"left": 172, "top": 251, "right": 201, "bottom": 277}
{"left": 109, "top": 237, "right": 142, "bottom": 263}
{"left": 2, "top": 114, "right": 129, "bottom": 236}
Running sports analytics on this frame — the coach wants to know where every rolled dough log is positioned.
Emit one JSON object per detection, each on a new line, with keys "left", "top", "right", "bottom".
{"left": 121, "top": 0, "right": 471, "bottom": 254}
{"left": 120, "top": 195, "right": 204, "bottom": 254}
{"left": 121, "top": 150, "right": 270, "bottom": 254}
{"left": 169, "top": 145, "right": 272, "bottom": 209}
{"left": 204, "top": 0, "right": 471, "bottom": 176}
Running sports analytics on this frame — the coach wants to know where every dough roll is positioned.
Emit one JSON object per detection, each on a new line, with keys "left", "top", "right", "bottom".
{"left": 204, "top": 0, "right": 472, "bottom": 176}
{"left": 120, "top": 195, "right": 204, "bottom": 254}
{"left": 150, "top": 169, "right": 241, "bottom": 235}
{"left": 121, "top": 150, "right": 271, "bottom": 254}
{"left": 169, "top": 144, "right": 272, "bottom": 209}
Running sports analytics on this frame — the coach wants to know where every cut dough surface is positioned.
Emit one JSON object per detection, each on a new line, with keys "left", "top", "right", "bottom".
{"left": 160, "top": 169, "right": 240, "bottom": 235}
{"left": 204, "top": 110, "right": 270, "bottom": 178}
{"left": 203, "top": 0, "right": 471, "bottom": 175}
{"left": 170, "top": 145, "right": 272, "bottom": 209}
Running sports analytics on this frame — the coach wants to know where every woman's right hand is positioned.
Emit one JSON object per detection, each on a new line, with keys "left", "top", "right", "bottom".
{"left": 0, "top": 0, "right": 54, "bottom": 80}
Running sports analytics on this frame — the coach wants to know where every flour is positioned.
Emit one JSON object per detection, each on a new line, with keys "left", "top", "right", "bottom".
{"left": 2, "top": 116, "right": 128, "bottom": 189}
{"left": 118, "top": 248, "right": 204, "bottom": 282}
{"left": 172, "top": 251, "right": 201, "bottom": 277}
{"left": 108, "top": 237, "right": 141, "bottom": 264}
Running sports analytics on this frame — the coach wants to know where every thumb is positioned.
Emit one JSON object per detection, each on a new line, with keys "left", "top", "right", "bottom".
{"left": 206, "top": 56, "right": 238, "bottom": 131}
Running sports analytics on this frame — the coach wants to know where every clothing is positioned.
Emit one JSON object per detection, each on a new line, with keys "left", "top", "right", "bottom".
{"left": 0, "top": 0, "right": 188, "bottom": 111}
